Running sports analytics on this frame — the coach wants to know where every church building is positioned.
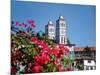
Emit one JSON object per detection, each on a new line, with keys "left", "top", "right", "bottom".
{"left": 45, "top": 20, "right": 55, "bottom": 40}
{"left": 55, "top": 16, "right": 67, "bottom": 44}
{"left": 45, "top": 16, "right": 67, "bottom": 45}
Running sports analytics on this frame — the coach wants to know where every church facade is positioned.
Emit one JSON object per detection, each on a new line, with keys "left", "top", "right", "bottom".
{"left": 45, "top": 16, "right": 67, "bottom": 45}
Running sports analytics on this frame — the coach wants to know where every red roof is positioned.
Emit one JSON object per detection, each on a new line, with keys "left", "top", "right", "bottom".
{"left": 74, "top": 47, "right": 96, "bottom": 51}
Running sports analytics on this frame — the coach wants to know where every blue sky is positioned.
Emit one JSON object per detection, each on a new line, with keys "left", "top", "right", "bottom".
{"left": 11, "top": 0, "right": 96, "bottom": 47}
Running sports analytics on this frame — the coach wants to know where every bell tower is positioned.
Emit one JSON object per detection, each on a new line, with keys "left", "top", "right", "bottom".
{"left": 45, "top": 20, "right": 55, "bottom": 40}
{"left": 56, "top": 16, "right": 67, "bottom": 44}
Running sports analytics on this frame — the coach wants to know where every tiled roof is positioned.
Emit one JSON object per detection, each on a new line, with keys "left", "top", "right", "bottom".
{"left": 74, "top": 47, "right": 96, "bottom": 51}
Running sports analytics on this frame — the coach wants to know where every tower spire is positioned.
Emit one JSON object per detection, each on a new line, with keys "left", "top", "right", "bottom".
{"left": 48, "top": 20, "right": 53, "bottom": 25}
{"left": 59, "top": 15, "right": 64, "bottom": 19}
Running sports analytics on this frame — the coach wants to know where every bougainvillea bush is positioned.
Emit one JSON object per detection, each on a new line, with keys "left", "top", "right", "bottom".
{"left": 11, "top": 20, "right": 73, "bottom": 75}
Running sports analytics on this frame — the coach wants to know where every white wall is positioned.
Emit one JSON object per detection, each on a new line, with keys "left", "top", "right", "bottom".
{"left": 84, "top": 60, "right": 96, "bottom": 66}
{"left": 84, "top": 60, "right": 96, "bottom": 70}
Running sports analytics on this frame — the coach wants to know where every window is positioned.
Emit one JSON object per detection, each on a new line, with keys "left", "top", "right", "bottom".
{"left": 64, "top": 37, "right": 65, "bottom": 44}
{"left": 49, "top": 28, "right": 53, "bottom": 32}
{"left": 86, "top": 66, "right": 89, "bottom": 70}
{"left": 88, "top": 60, "right": 91, "bottom": 63}
{"left": 61, "top": 36, "right": 63, "bottom": 43}
{"left": 94, "top": 66, "right": 96, "bottom": 70}
{"left": 90, "top": 66, "right": 93, "bottom": 70}
{"left": 61, "top": 23, "right": 65, "bottom": 27}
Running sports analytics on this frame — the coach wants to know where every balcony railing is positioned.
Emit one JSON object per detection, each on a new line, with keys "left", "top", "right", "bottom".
{"left": 75, "top": 55, "right": 95, "bottom": 60}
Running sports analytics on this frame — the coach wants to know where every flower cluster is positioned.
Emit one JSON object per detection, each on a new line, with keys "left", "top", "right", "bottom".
{"left": 31, "top": 37, "right": 69, "bottom": 58}
{"left": 11, "top": 20, "right": 35, "bottom": 33}
{"left": 31, "top": 37, "right": 70, "bottom": 72}
{"left": 11, "top": 20, "right": 73, "bottom": 75}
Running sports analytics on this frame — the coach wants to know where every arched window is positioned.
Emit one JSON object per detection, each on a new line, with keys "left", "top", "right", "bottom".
{"left": 61, "top": 36, "right": 63, "bottom": 43}
{"left": 49, "top": 28, "right": 53, "bottom": 32}
{"left": 64, "top": 37, "right": 65, "bottom": 44}
{"left": 61, "top": 23, "right": 65, "bottom": 27}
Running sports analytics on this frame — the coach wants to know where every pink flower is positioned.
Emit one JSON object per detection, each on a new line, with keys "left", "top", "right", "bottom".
{"left": 49, "top": 49, "right": 59, "bottom": 56}
{"left": 32, "top": 65, "right": 42, "bottom": 73}
{"left": 28, "top": 20, "right": 34, "bottom": 24}
{"left": 22, "top": 22, "right": 25, "bottom": 25}
{"left": 28, "top": 62, "right": 33, "bottom": 68}
{"left": 65, "top": 47, "right": 70, "bottom": 53}
{"left": 16, "top": 21, "right": 19, "bottom": 25}
{"left": 33, "top": 53, "right": 50, "bottom": 65}
{"left": 41, "top": 53, "right": 50, "bottom": 64}
{"left": 31, "top": 24, "right": 35, "bottom": 28}
{"left": 24, "top": 24, "right": 27, "bottom": 28}
{"left": 57, "top": 64, "right": 63, "bottom": 72}
{"left": 18, "top": 24, "right": 22, "bottom": 26}
{"left": 31, "top": 37, "right": 38, "bottom": 44}
{"left": 27, "top": 20, "right": 36, "bottom": 28}
{"left": 55, "top": 59, "right": 59, "bottom": 64}
{"left": 11, "top": 66, "right": 17, "bottom": 74}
